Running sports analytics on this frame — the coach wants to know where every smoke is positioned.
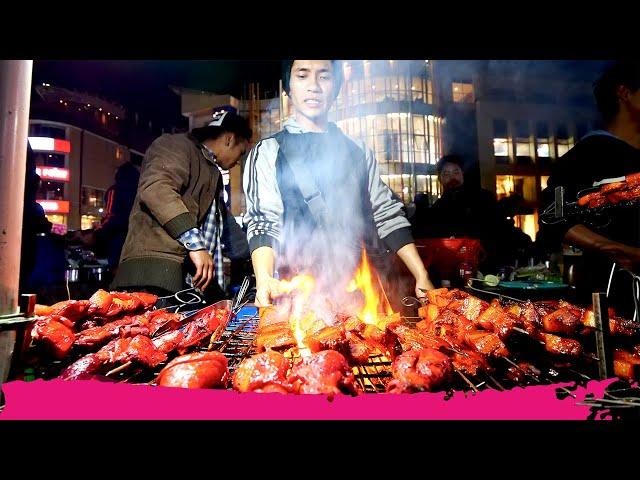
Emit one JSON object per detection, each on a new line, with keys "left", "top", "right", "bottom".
{"left": 274, "top": 125, "right": 370, "bottom": 324}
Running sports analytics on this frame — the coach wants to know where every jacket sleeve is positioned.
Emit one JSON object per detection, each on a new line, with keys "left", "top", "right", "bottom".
{"left": 136, "top": 135, "right": 197, "bottom": 239}
{"left": 360, "top": 141, "right": 414, "bottom": 252}
{"left": 242, "top": 138, "right": 284, "bottom": 253}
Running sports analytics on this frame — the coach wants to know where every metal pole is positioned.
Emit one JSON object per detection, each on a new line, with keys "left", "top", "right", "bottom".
{"left": 592, "top": 292, "right": 612, "bottom": 380}
{"left": 0, "top": 60, "right": 33, "bottom": 316}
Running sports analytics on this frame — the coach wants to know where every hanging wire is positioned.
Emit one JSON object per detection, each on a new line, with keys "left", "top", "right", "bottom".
{"left": 607, "top": 264, "right": 640, "bottom": 323}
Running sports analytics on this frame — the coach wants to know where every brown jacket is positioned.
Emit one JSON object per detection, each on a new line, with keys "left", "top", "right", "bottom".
{"left": 111, "top": 133, "right": 221, "bottom": 292}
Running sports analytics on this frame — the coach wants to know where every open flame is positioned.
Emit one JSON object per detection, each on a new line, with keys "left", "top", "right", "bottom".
{"left": 274, "top": 249, "right": 396, "bottom": 355}
{"left": 278, "top": 275, "right": 315, "bottom": 357}
{"left": 346, "top": 249, "right": 395, "bottom": 330}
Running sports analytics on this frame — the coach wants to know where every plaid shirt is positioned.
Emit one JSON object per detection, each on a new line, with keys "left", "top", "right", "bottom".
{"left": 178, "top": 146, "right": 225, "bottom": 291}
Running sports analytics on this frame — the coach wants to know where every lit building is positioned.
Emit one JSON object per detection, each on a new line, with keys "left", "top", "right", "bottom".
{"left": 29, "top": 84, "right": 152, "bottom": 232}
{"left": 331, "top": 60, "right": 443, "bottom": 204}
{"left": 433, "top": 60, "right": 602, "bottom": 240}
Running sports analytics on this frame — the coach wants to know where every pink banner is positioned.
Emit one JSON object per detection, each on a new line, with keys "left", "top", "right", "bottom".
{"left": 0, "top": 378, "right": 614, "bottom": 420}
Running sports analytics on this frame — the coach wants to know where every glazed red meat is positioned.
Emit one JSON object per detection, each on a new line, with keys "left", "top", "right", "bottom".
{"left": 96, "top": 335, "right": 167, "bottom": 367}
{"left": 175, "top": 308, "right": 227, "bottom": 354}
{"left": 451, "top": 349, "right": 492, "bottom": 376}
{"left": 463, "top": 330, "right": 510, "bottom": 358}
{"left": 304, "top": 325, "right": 349, "bottom": 356}
{"left": 157, "top": 352, "right": 228, "bottom": 389}
{"left": 104, "top": 292, "right": 144, "bottom": 317}
{"left": 75, "top": 315, "right": 147, "bottom": 348}
{"left": 232, "top": 350, "right": 293, "bottom": 393}
{"left": 288, "top": 350, "right": 356, "bottom": 395}
{"left": 345, "top": 331, "right": 374, "bottom": 365}
{"left": 446, "top": 296, "right": 489, "bottom": 322}
{"left": 32, "top": 316, "right": 76, "bottom": 359}
{"left": 387, "top": 323, "right": 451, "bottom": 353}
{"left": 87, "top": 289, "right": 113, "bottom": 316}
{"left": 613, "top": 348, "right": 640, "bottom": 381}
{"left": 475, "top": 305, "right": 519, "bottom": 340}
{"left": 256, "top": 323, "right": 296, "bottom": 352}
{"left": 48, "top": 300, "right": 90, "bottom": 323}
{"left": 59, "top": 353, "right": 102, "bottom": 380}
{"left": 129, "top": 292, "right": 158, "bottom": 309}
{"left": 538, "top": 333, "right": 583, "bottom": 357}
{"left": 541, "top": 307, "right": 582, "bottom": 335}
{"left": 387, "top": 348, "right": 452, "bottom": 393}
{"left": 152, "top": 329, "right": 186, "bottom": 354}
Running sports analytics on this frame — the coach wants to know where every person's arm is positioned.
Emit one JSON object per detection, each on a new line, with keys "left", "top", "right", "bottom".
{"left": 565, "top": 224, "right": 640, "bottom": 271}
{"left": 250, "top": 246, "right": 281, "bottom": 306}
{"left": 242, "top": 138, "right": 284, "bottom": 305}
{"left": 361, "top": 143, "right": 433, "bottom": 295}
{"left": 397, "top": 243, "right": 434, "bottom": 295}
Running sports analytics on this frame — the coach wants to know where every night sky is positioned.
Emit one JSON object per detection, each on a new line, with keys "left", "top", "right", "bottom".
{"left": 31, "top": 60, "right": 609, "bottom": 131}
{"left": 31, "top": 60, "right": 283, "bottom": 130}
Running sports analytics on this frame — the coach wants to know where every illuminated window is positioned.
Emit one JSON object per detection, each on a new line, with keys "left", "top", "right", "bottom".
{"left": 494, "top": 138, "right": 510, "bottom": 157}
{"left": 452, "top": 82, "right": 475, "bottom": 103}
{"left": 82, "top": 187, "right": 105, "bottom": 209}
{"left": 540, "top": 176, "right": 550, "bottom": 190}
{"left": 380, "top": 174, "right": 413, "bottom": 202}
{"left": 516, "top": 141, "right": 531, "bottom": 157}
{"left": 81, "top": 215, "right": 100, "bottom": 230}
{"left": 412, "top": 77, "right": 426, "bottom": 102}
{"left": 537, "top": 141, "right": 550, "bottom": 158}
{"left": 496, "top": 175, "right": 536, "bottom": 201}
{"left": 515, "top": 214, "right": 537, "bottom": 242}
{"left": 557, "top": 140, "right": 571, "bottom": 157}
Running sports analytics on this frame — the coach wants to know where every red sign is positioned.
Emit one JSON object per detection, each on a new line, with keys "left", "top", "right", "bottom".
{"left": 28, "top": 137, "right": 71, "bottom": 154}
{"left": 36, "top": 200, "right": 70, "bottom": 214}
{"left": 35, "top": 166, "right": 70, "bottom": 182}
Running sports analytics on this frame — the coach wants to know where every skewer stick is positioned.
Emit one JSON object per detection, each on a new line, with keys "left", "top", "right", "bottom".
{"left": 512, "top": 327, "right": 546, "bottom": 345}
{"left": 502, "top": 356, "right": 541, "bottom": 383}
{"left": 105, "top": 361, "right": 132, "bottom": 376}
{"left": 455, "top": 368, "right": 479, "bottom": 393}
{"left": 486, "top": 373, "right": 506, "bottom": 391}
{"left": 579, "top": 397, "right": 640, "bottom": 407}
{"left": 568, "top": 368, "right": 593, "bottom": 381}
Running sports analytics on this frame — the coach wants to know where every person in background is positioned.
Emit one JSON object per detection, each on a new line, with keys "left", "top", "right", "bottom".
{"left": 74, "top": 157, "right": 142, "bottom": 276}
{"left": 111, "top": 110, "right": 251, "bottom": 302}
{"left": 539, "top": 61, "right": 640, "bottom": 314}
{"left": 418, "top": 154, "right": 505, "bottom": 273}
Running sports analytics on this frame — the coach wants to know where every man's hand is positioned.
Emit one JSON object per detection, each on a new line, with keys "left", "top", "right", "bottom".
{"left": 415, "top": 273, "right": 435, "bottom": 300}
{"left": 189, "top": 250, "right": 214, "bottom": 291}
{"left": 255, "top": 276, "right": 282, "bottom": 307}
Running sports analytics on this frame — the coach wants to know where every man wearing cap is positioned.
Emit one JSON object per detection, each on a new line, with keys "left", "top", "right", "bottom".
{"left": 243, "top": 60, "right": 434, "bottom": 307}
{"left": 111, "top": 110, "right": 252, "bottom": 300}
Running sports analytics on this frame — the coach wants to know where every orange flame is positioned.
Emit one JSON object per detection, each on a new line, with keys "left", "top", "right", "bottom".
{"left": 279, "top": 274, "right": 315, "bottom": 356}
{"left": 272, "top": 250, "right": 396, "bottom": 356}
{"left": 346, "top": 249, "right": 396, "bottom": 330}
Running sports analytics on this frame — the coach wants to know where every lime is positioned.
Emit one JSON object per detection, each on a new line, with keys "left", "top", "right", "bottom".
{"left": 484, "top": 275, "right": 500, "bottom": 287}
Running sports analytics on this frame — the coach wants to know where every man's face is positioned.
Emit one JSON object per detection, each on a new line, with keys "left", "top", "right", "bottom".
{"left": 439, "top": 162, "right": 464, "bottom": 191}
{"left": 215, "top": 134, "right": 249, "bottom": 170}
{"left": 288, "top": 60, "right": 336, "bottom": 126}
